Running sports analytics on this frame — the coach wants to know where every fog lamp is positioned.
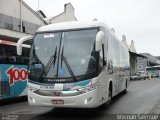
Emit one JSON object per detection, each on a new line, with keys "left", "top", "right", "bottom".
{"left": 84, "top": 97, "right": 93, "bottom": 104}
{"left": 29, "top": 97, "right": 35, "bottom": 103}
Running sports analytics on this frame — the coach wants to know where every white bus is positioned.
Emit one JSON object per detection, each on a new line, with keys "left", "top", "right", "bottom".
{"left": 0, "top": 39, "right": 30, "bottom": 100}
{"left": 17, "top": 21, "right": 130, "bottom": 108}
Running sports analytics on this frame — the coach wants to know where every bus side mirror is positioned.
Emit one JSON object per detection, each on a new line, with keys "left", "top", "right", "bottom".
{"left": 96, "top": 31, "right": 104, "bottom": 51}
{"left": 17, "top": 36, "right": 33, "bottom": 55}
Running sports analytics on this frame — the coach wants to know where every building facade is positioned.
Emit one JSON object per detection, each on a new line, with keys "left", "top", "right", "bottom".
{"left": 45, "top": 3, "right": 77, "bottom": 24}
{"left": 137, "top": 53, "right": 160, "bottom": 71}
{"left": 0, "top": 0, "right": 46, "bottom": 42}
{"left": 121, "top": 35, "right": 146, "bottom": 75}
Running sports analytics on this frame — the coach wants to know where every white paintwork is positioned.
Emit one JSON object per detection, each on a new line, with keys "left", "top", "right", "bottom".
{"left": 27, "top": 21, "right": 130, "bottom": 108}
{"left": 28, "top": 86, "right": 100, "bottom": 108}
{"left": 96, "top": 31, "right": 104, "bottom": 51}
{"left": 37, "top": 21, "right": 109, "bottom": 32}
{"left": 17, "top": 36, "right": 33, "bottom": 55}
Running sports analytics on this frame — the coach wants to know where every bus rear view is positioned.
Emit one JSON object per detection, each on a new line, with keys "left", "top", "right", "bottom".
{"left": 18, "top": 21, "right": 130, "bottom": 108}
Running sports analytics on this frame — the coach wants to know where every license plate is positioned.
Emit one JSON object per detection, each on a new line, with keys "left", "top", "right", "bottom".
{"left": 51, "top": 100, "right": 64, "bottom": 104}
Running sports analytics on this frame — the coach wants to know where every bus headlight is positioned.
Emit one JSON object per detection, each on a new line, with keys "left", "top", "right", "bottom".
{"left": 77, "top": 82, "right": 99, "bottom": 93}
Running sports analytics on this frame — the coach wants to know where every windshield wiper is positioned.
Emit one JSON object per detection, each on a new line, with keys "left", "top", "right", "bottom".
{"left": 31, "top": 45, "right": 43, "bottom": 65}
{"left": 61, "top": 46, "right": 77, "bottom": 82}
{"left": 40, "top": 46, "right": 57, "bottom": 78}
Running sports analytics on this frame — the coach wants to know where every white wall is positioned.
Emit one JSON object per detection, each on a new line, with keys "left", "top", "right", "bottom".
{"left": 0, "top": 28, "right": 31, "bottom": 39}
{"left": 22, "top": 2, "right": 45, "bottom": 25}
{"left": 121, "top": 35, "right": 129, "bottom": 50}
{"left": 49, "top": 3, "right": 77, "bottom": 24}
{"left": 129, "top": 40, "right": 137, "bottom": 53}
{"left": 0, "top": 0, "right": 45, "bottom": 26}
{"left": 0, "top": 0, "right": 20, "bottom": 19}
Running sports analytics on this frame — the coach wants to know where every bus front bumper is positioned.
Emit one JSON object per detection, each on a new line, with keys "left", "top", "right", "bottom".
{"left": 28, "top": 88, "right": 100, "bottom": 108}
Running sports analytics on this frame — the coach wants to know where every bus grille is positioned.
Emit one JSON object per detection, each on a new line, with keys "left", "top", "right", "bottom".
{"left": 34, "top": 90, "right": 83, "bottom": 97}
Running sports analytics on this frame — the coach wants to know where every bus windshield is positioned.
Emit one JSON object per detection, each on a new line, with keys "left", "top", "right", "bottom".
{"left": 28, "top": 28, "right": 98, "bottom": 83}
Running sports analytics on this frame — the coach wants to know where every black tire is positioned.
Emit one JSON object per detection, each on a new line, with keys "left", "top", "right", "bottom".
{"left": 107, "top": 83, "right": 112, "bottom": 104}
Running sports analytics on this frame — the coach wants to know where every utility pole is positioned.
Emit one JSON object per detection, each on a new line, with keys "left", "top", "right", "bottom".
{"left": 20, "top": 0, "right": 23, "bottom": 32}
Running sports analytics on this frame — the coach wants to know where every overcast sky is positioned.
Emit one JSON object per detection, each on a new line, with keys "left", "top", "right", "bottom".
{"left": 24, "top": 0, "right": 160, "bottom": 56}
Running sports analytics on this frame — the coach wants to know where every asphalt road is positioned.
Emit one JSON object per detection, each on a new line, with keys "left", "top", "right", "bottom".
{"left": 1, "top": 78, "right": 160, "bottom": 120}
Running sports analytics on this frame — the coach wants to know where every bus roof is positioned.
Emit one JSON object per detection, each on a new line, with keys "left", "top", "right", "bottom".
{"left": 37, "top": 21, "right": 109, "bottom": 32}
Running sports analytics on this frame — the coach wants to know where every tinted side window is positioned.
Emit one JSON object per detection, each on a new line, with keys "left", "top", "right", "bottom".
{"left": 0, "top": 44, "right": 29, "bottom": 65}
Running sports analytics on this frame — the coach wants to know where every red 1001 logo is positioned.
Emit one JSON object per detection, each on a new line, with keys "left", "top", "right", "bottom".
{"left": 6, "top": 66, "right": 28, "bottom": 85}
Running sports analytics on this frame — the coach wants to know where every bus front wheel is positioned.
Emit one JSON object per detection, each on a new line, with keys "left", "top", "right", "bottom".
{"left": 107, "top": 82, "right": 112, "bottom": 104}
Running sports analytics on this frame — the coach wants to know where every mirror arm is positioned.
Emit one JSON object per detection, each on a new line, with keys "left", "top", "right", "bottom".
{"left": 17, "top": 36, "right": 33, "bottom": 55}
{"left": 95, "top": 31, "right": 104, "bottom": 51}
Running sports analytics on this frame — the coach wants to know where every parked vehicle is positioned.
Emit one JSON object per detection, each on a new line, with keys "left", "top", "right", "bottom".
{"left": 130, "top": 72, "right": 147, "bottom": 80}
{"left": 146, "top": 66, "right": 160, "bottom": 78}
